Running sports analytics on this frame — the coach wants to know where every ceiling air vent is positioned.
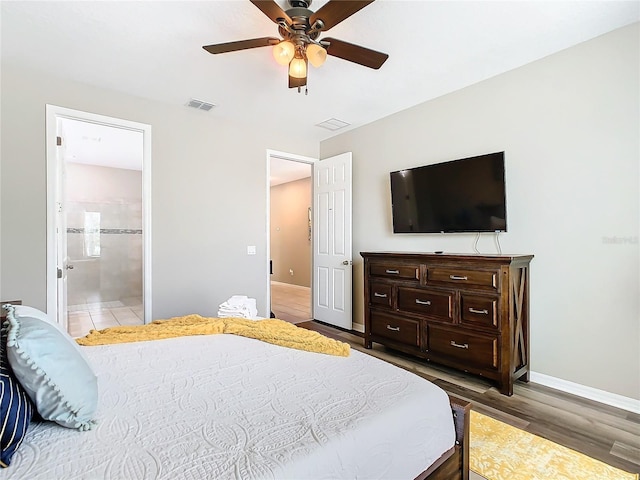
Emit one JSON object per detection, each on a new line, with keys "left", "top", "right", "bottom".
{"left": 315, "top": 118, "right": 350, "bottom": 131}
{"left": 186, "top": 98, "right": 215, "bottom": 111}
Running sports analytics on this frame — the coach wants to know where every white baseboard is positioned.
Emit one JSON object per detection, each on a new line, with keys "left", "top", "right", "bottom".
{"left": 352, "top": 322, "right": 364, "bottom": 334}
{"left": 530, "top": 371, "right": 640, "bottom": 414}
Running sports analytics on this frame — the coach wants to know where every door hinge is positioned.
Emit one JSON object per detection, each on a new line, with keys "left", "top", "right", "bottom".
{"left": 57, "top": 268, "right": 62, "bottom": 279}
{"left": 57, "top": 136, "right": 62, "bottom": 146}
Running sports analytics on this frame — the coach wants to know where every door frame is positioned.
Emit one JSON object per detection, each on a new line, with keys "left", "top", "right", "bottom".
{"left": 265, "top": 149, "right": 317, "bottom": 318}
{"left": 45, "top": 105, "right": 152, "bottom": 325}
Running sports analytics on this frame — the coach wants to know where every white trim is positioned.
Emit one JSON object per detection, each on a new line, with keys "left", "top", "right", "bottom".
{"left": 530, "top": 371, "right": 640, "bottom": 414}
{"left": 45, "top": 107, "right": 58, "bottom": 319}
{"left": 352, "top": 322, "right": 365, "bottom": 334}
{"left": 265, "top": 149, "right": 317, "bottom": 318}
{"left": 141, "top": 122, "right": 152, "bottom": 323}
{"left": 45, "top": 105, "right": 152, "bottom": 324}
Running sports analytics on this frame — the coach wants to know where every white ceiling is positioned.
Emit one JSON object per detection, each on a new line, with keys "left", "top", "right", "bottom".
{"left": 2, "top": 1, "right": 638, "bottom": 175}
{"left": 270, "top": 157, "right": 312, "bottom": 186}
{"left": 61, "top": 118, "right": 144, "bottom": 171}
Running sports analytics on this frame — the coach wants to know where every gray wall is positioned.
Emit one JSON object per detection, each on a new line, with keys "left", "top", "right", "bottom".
{"left": 321, "top": 24, "right": 639, "bottom": 400}
{"left": 0, "top": 63, "right": 316, "bottom": 319}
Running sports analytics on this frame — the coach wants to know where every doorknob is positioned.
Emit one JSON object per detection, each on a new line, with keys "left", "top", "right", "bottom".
{"left": 66, "top": 264, "right": 74, "bottom": 270}
{"left": 342, "top": 260, "right": 352, "bottom": 266}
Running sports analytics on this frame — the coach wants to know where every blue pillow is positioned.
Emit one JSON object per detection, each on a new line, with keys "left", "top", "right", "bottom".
{"left": 4, "top": 305, "right": 98, "bottom": 430}
{"left": 0, "top": 320, "right": 34, "bottom": 467}
{"left": 11, "top": 305, "right": 51, "bottom": 324}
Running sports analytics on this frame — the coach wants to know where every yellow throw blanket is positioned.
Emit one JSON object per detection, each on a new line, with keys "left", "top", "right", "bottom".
{"left": 76, "top": 315, "right": 350, "bottom": 357}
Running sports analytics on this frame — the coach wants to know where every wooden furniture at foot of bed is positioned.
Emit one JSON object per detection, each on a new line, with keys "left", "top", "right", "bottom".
{"left": 417, "top": 396, "right": 471, "bottom": 480}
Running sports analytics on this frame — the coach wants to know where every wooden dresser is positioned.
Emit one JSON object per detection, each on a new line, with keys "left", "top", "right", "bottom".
{"left": 361, "top": 252, "right": 533, "bottom": 395}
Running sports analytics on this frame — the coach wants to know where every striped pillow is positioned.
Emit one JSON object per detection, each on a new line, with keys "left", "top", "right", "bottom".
{"left": 0, "top": 323, "right": 34, "bottom": 468}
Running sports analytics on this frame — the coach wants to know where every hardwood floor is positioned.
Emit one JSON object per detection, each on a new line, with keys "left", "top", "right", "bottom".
{"left": 271, "top": 281, "right": 311, "bottom": 324}
{"left": 299, "top": 320, "right": 640, "bottom": 476}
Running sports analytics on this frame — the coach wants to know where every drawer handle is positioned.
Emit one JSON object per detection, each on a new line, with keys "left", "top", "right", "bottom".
{"left": 415, "top": 299, "right": 431, "bottom": 306}
{"left": 469, "top": 307, "right": 489, "bottom": 315}
{"left": 386, "top": 325, "right": 400, "bottom": 332}
{"left": 385, "top": 269, "right": 400, "bottom": 274}
{"left": 449, "top": 275, "right": 468, "bottom": 281}
{"left": 450, "top": 341, "right": 469, "bottom": 349}
{"left": 374, "top": 292, "right": 388, "bottom": 298}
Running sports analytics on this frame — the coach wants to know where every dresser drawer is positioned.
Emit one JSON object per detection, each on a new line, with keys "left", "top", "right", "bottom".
{"left": 397, "top": 287, "right": 453, "bottom": 322}
{"left": 369, "top": 282, "right": 392, "bottom": 308}
{"left": 461, "top": 295, "right": 498, "bottom": 330}
{"left": 371, "top": 311, "right": 419, "bottom": 347}
{"left": 427, "top": 325, "right": 499, "bottom": 370}
{"left": 370, "top": 264, "right": 420, "bottom": 281}
{"left": 427, "top": 267, "right": 498, "bottom": 290}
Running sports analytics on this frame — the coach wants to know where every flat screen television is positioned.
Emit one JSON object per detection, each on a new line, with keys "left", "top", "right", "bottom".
{"left": 390, "top": 152, "right": 507, "bottom": 233}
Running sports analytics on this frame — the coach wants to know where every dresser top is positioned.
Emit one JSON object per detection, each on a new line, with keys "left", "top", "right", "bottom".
{"left": 360, "top": 251, "right": 534, "bottom": 263}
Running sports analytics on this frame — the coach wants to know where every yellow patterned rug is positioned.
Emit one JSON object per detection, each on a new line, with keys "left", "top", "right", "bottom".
{"left": 470, "top": 410, "right": 639, "bottom": 480}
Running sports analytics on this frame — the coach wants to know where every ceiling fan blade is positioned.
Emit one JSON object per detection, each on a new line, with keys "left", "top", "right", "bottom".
{"left": 310, "top": 0, "right": 374, "bottom": 31}
{"left": 323, "top": 37, "right": 388, "bottom": 69}
{"left": 203, "top": 37, "right": 280, "bottom": 54}
{"left": 289, "top": 75, "right": 307, "bottom": 89}
{"left": 250, "top": 0, "right": 292, "bottom": 25}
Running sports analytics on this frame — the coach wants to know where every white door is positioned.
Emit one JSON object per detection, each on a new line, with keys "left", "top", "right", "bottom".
{"left": 313, "top": 152, "right": 353, "bottom": 329}
{"left": 55, "top": 124, "right": 69, "bottom": 330}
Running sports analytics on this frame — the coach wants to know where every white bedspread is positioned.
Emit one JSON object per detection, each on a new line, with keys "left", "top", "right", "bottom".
{"left": 1, "top": 334, "right": 455, "bottom": 480}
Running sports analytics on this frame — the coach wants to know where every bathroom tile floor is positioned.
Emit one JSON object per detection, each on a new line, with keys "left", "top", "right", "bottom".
{"left": 67, "top": 297, "right": 143, "bottom": 338}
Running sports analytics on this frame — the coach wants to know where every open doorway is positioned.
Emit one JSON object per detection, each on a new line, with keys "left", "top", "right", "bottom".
{"left": 268, "top": 152, "right": 315, "bottom": 324}
{"left": 62, "top": 119, "right": 144, "bottom": 337}
{"left": 46, "top": 105, "right": 151, "bottom": 336}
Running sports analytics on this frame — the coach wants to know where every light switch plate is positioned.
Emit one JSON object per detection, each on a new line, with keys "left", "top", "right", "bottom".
{"left": 247, "top": 245, "right": 257, "bottom": 255}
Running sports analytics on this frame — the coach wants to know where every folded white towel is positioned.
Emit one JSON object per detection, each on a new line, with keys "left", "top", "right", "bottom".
{"left": 225, "top": 295, "right": 250, "bottom": 307}
{"left": 218, "top": 295, "right": 258, "bottom": 319}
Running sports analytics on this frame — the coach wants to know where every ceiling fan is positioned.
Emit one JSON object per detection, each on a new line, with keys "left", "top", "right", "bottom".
{"left": 203, "top": 0, "right": 389, "bottom": 93}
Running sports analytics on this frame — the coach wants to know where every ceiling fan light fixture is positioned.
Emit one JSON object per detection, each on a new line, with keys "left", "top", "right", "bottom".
{"left": 272, "top": 40, "right": 295, "bottom": 66}
{"left": 306, "top": 43, "right": 327, "bottom": 68}
{"left": 289, "top": 56, "right": 307, "bottom": 79}
{"left": 204, "top": 0, "right": 389, "bottom": 91}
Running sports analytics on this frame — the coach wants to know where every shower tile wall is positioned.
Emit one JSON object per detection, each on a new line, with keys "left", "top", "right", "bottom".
{"left": 66, "top": 163, "right": 142, "bottom": 306}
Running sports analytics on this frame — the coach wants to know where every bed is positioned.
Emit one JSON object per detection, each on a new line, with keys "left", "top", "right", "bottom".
{"left": 1, "top": 308, "right": 470, "bottom": 480}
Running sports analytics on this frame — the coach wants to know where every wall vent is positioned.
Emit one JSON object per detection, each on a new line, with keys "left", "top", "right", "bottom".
{"left": 186, "top": 98, "right": 216, "bottom": 111}
{"left": 315, "top": 118, "right": 350, "bottom": 131}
